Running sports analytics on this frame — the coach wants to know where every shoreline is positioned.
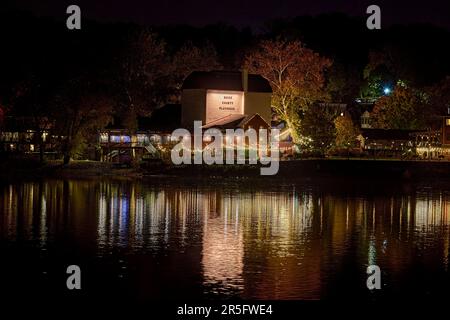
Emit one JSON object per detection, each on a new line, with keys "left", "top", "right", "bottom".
{"left": 2, "top": 158, "right": 450, "bottom": 183}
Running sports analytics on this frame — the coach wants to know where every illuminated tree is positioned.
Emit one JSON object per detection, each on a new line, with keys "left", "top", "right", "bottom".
{"left": 300, "top": 106, "right": 337, "bottom": 154}
{"left": 371, "top": 85, "right": 426, "bottom": 130}
{"left": 334, "top": 116, "right": 360, "bottom": 148}
{"left": 244, "top": 39, "right": 331, "bottom": 143}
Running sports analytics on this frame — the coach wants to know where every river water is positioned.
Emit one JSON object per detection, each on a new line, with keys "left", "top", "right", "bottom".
{"left": 1, "top": 178, "right": 449, "bottom": 303}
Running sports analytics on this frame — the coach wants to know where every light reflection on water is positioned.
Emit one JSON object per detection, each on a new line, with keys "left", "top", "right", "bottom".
{"left": 1, "top": 179, "right": 450, "bottom": 300}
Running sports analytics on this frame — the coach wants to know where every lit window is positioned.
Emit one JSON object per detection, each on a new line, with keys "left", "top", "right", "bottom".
{"left": 137, "top": 134, "right": 144, "bottom": 142}
{"left": 100, "top": 133, "right": 108, "bottom": 143}
{"left": 150, "top": 135, "right": 162, "bottom": 143}
{"left": 446, "top": 118, "right": 450, "bottom": 126}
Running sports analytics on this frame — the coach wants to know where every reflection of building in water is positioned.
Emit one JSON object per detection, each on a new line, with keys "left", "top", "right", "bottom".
{"left": 0, "top": 182, "right": 49, "bottom": 245}
{"left": 202, "top": 193, "right": 244, "bottom": 294}
{"left": 96, "top": 183, "right": 206, "bottom": 251}
{"left": 4, "top": 180, "right": 450, "bottom": 298}
{"left": 239, "top": 191, "right": 320, "bottom": 299}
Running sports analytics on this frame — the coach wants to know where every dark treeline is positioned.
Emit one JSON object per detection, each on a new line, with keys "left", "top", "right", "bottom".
{"left": 1, "top": 9, "right": 450, "bottom": 161}
{"left": 2, "top": 10, "right": 450, "bottom": 104}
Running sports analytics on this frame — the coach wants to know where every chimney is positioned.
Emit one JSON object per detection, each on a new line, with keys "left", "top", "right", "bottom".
{"left": 242, "top": 69, "right": 248, "bottom": 93}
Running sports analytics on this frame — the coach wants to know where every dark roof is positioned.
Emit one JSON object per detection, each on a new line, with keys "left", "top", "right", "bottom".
{"left": 182, "top": 71, "right": 272, "bottom": 93}
{"left": 139, "top": 104, "right": 181, "bottom": 132}
{"left": 361, "top": 128, "right": 424, "bottom": 140}
{"left": 355, "top": 100, "right": 376, "bottom": 113}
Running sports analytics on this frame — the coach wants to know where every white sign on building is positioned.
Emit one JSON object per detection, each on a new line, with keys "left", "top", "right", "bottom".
{"left": 205, "top": 90, "right": 244, "bottom": 124}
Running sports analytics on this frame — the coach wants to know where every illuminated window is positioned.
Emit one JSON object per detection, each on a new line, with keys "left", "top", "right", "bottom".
{"left": 446, "top": 118, "right": 450, "bottom": 126}
{"left": 150, "top": 135, "right": 162, "bottom": 143}
{"left": 110, "top": 135, "right": 120, "bottom": 143}
{"left": 99, "top": 133, "right": 108, "bottom": 143}
{"left": 137, "top": 134, "right": 148, "bottom": 144}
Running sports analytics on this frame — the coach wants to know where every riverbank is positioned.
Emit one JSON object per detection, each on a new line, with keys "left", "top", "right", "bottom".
{"left": 2, "top": 157, "right": 450, "bottom": 182}
{"left": 0, "top": 159, "right": 144, "bottom": 180}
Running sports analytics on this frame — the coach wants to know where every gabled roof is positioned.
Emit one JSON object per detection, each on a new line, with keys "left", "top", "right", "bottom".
{"left": 183, "top": 71, "right": 272, "bottom": 93}
{"left": 201, "top": 113, "right": 269, "bottom": 130}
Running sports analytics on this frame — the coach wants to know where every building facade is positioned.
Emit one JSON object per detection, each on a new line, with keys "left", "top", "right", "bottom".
{"left": 181, "top": 70, "right": 272, "bottom": 127}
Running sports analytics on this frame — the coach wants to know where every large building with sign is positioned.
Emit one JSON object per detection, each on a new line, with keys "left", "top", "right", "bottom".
{"left": 181, "top": 70, "right": 272, "bottom": 128}
{"left": 95, "top": 70, "right": 273, "bottom": 163}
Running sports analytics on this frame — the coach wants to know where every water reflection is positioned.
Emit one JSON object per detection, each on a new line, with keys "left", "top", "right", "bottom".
{"left": 1, "top": 179, "right": 450, "bottom": 299}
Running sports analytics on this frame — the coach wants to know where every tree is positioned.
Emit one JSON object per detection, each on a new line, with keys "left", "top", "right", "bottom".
{"left": 326, "top": 62, "right": 362, "bottom": 103}
{"left": 426, "top": 76, "right": 450, "bottom": 123}
{"left": 53, "top": 78, "right": 114, "bottom": 164}
{"left": 299, "top": 106, "right": 337, "bottom": 154}
{"left": 170, "top": 42, "right": 222, "bottom": 103}
{"left": 10, "top": 76, "right": 53, "bottom": 163}
{"left": 361, "top": 51, "right": 396, "bottom": 99}
{"left": 334, "top": 116, "right": 360, "bottom": 148}
{"left": 120, "top": 29, "right": 171, "bottom": 130}
{"left": 0, "top": 104, "right": 4, "bottom": 128}
{"left": 371, "top": 85, "right": 427, "bottom": 130}
{"left": 244, "top": 39, "right": 332, "bottom": 143}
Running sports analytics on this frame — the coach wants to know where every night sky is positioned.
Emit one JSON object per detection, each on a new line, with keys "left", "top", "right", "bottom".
{"left": 4, "top": 0, "right": 450, "bottom": 29}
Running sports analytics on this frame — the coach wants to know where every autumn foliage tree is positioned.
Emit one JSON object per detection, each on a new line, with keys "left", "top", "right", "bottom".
{"left": 371, "top": 85, "right": 426, "bottom": 130}
{"left": 334, "top": 116, "right": 360, "bottom": 148}
{"left": 244, "top": 39, "right": 331, "bottom": 143}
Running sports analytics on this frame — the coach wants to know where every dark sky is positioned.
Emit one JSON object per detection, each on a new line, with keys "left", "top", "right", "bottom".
{"left": 5, "top": 0, "right": 450, "bottom": 29}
